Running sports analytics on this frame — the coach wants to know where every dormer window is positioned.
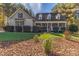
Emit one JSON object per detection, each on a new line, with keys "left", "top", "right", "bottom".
{"left": 38, "top": 14, "right": 42, "bottom": 20}
{"left": 18, "top": 13, "right": 23, "bottom": 18}
{"left": 75, "top": 10, "right": 79, "bottom": 19}
{"left": 55, "top": 13, "right": 60, "bottom": 19}
{"left": 47, "top": 14, "right": 51, "bottom": 19}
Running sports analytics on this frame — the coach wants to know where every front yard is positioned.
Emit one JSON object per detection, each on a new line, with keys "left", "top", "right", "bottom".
{"left": 0, "top": 32, "right": 37, "bottom": 41}
{"left": 0, "top": 32, "right": 79, "bottom": 56}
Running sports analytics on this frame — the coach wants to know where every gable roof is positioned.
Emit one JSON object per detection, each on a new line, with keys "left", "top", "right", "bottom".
{"left": 9, "top": 8, "right": 34, "bottom": 19}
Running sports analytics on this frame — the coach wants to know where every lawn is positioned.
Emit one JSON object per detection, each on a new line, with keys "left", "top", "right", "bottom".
{"left": 0, "top": 32, "right": 37, "bottom": 41}
{"left": 0, "top": 32, "right": 64, "bottom": 42}
{"left": 0, "top": 32, "right": 78, "bottom": 42}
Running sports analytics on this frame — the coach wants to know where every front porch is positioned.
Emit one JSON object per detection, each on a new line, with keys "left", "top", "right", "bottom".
{"left": 35, "top": 21, "right": 67, "bottom": 32}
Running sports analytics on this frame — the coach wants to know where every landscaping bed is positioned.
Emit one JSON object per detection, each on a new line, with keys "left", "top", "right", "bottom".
{"left": 1, "top": 38, "right": 79, "bottom": 56}
{"left": 0, "top": 32, "right": 79, "bottom": 56}
{"left": 52, "top": 38, "right": 79, "bottom": 56}
{"left": 0, "top": 40, "right": 45, "bottom": 56}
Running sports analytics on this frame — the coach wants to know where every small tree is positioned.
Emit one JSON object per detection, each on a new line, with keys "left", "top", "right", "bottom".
{"left": 43, "top": 39, "right": 52, "bottom": 55}
{"left": 33, "top": 35, "right": 39, "bottom": 43}
{"left": 68, "top": 24, "right": 78, "bottom": 33}
{"left": 64, "top": 30, "right": 71, "bottom": 40}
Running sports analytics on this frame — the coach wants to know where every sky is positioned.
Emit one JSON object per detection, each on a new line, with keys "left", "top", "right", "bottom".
{"left": 23, "top": 3, "right": 56, "bottom": 14}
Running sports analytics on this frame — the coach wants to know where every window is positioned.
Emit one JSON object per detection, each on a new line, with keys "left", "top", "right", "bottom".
{"left": 38, "top": 14, "right": 42, "bottom": 20}
{"left": 75, "top": 14, "right": 79, "bottom": 19}
{"left": 52, "top": 23, "right": 58, "bottom": 27}
{"left": 47, "top": 14, "right": 51, "bottom": 19}
{"left": 55, "top": 13, "right": 60, "bottom": 19}
{"left": 42, "top": 23, "right": 47, "bottom": 27}
{"left": 15, "top": 21, "right": 24, "bottom": 26}
{"left": 20, "top": 21, "right": 24, "bottom": 26}
{"left": 75, "top": 10, "right": 79, "bottom": 19}
{"left": 59, "top": 23, "right": 65, "bottom": 27}
{"left": 36, "top": 23, "right": 41, "bottom": 26}
{"left": 15, "top": 21, "right": 19, "bottom": 26}
{"left": 18, "top": 13, "right": 23, "bottom": 18}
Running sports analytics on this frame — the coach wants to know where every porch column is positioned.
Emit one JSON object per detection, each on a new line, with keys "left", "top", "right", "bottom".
{"left": 14, "top": 26, "right": 16, "bottom": 32}
{"left": 58, "top": 23, "right": 60, "bottom": 32}
{"left": 22, "top": 26, "right": 23, "bottom": 32}
{"left": 47, "top": 23, "right": 48, "bottom": 32}
{"left": 40, "top": 23, "right": 42, "bottom": 32}
{"left": 31, "top": 26, "right": 33, "bottom": 32}
{"left": 51, "top": 23, "right": 52, "bottom": 31}
{"left": 65, "top": 23, "right": 67, "bottom": 28}
{"left": 58, "top": 23, "right": 59, "bottom": 27}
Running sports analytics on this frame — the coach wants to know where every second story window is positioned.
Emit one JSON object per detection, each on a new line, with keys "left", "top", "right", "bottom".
{"left": 55, "top": 13, "right": 61, "bottom": 20}
{"left": 18, "top": 13, "right": 23, "bottom": 18}
{"left": 47, "top": 14, "right": 51, "bottom": 19}
{"left": 38, "top": 14, "right": 42, "bottom": 20}
{"left": 15, "top": 21, "right": 24, "bottom": 26}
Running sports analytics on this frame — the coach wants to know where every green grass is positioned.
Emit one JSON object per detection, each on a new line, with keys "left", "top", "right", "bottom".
{"left": 0, "top": 32, "right": 64, "bottom": 42}
{"left": 0, "top": 32, "right": 37, "bottom": 41}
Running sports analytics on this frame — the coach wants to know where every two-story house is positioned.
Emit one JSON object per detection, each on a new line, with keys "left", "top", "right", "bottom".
{"left": 6, "top": 8, "right": 67, "bottom": 32}
{"left": 34, "top": 13, "right": 67, "bottom": 32}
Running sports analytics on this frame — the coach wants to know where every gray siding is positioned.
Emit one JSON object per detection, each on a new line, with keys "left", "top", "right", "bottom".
{"left": 8, "top": 9, "right": 33, "bottom": 26}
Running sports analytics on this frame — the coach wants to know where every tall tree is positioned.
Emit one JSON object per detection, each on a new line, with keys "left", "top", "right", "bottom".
{"left": 14, "top": 3, "right": 25, "bottom": 9}
{"left": 52, "top": 3, "right": 76, "bottom": 26}
{"left": 3, "top": 3, "right": 17, "bottom": 17}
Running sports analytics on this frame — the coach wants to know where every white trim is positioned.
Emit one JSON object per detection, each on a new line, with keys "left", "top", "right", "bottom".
{"left": 35, "top": 21, "right": 67, "bottom": 23}
{"left": 9, "top": 8, "right": 33, "bottom": 19}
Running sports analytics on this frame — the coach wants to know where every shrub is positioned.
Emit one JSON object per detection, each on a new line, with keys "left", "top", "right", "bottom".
{"left": 39, "top": 33, "right": 53, "bottom": 40}
{"left": 68, "top": 24, "right": 78, "bottom": 33}
{"left": 43, "top": 39, "right": 52, "bottom": 55}
{"left": 33, "top": 35, "right": 39, "bottom": 43}
{"left": 64, "top": 30, "right": 71, "bottom": 40}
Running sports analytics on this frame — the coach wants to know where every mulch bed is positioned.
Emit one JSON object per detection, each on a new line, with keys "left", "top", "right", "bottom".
{"left": 52, "top": 38, "right": 79, "bottom": 56}
{"left": 0, "top": 38, "right": 79, "bottom": 56}
{"left": 0, "top": 40, "right": 45, "bottom": 56}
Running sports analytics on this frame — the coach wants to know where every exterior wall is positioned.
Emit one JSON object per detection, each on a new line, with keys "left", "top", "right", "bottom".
{"left": 24, "top": 19, "right": 33, "bottom": 26}
{"left": 7, "top": 9, "right": 33, "bottom": 27}
{"left": 8, "top": 19, "right": 15, "bottom": 26}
